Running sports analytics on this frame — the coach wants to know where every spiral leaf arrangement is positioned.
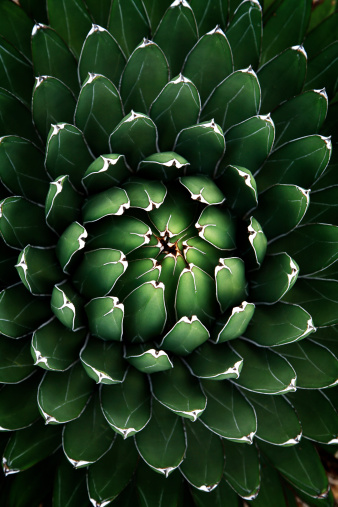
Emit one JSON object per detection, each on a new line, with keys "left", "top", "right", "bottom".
{"left": 0, "top": 0, "right": 337, "bottom": 505}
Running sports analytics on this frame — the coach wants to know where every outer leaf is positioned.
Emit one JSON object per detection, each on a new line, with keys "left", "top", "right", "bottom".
{"left": 85, "top": 296, "right": 124, "bottom": 341}
{"left": 189, "top": 0, "right": 228, "bottom": 34}
{"left": 136, "top": 463, "right": 184, "bottom": 507}
{"left": 304, "top": 186, "right": 338, "bottom": 225}
{"left": 0, "top": 89, "right": 39, "bottom": 143}
{"left": 0, "top": 375, "right": 40, "bottom": 430}
{"left": 53, "top": 457, "right": 89, "bottom": 507}
{"left": 16, "top": 246, "right": 63, "bottom": 295}
{"left": 125, "top": 344, "right": 173, "bottom": 373}
{"left": 217, "top": 165, "right": 258, "bottom": 217}
{"left": 45, "top": 175, "right": 82, "bottom": 234}
{"left": 185, "top": 341, "right": 243, "bottom": 381}
{"left": 0, "top": 336, "right": 34, "bottom": 383}
{"left": 81, "top": 154, "right": 131, "bottom": 194}
{"left": 159, "top": 315, "right": 209, "bottom": 356}
{"left": 0, "top": 0, "right": 33, "bottom": 60}
{"left": 56, "top": 222, "right": 87, "bottom": 274}
{"left": 51, "top": 281, "right": 85, "bottom": 332}
{"left": 80, "top": 338, "right": 126, "bottom": 384}
{"left": 215, "top": 257, "right": 247, "bottom": 312}
{"left": 304, "top": 41, "right": 338, "bottom": 99}
{"left": 212, "top": 301, "right": 256, "bottom": 344}
{"left": 223, "top": 439, "right": 260, "bottom": 500}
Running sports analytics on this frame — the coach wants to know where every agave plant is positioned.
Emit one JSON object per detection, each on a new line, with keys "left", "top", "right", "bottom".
{"left": 0, "top": 0, "right": 337, "bottom": 505}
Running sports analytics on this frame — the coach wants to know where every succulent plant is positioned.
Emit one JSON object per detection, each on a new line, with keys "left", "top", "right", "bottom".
{"left": 0, "top": 0, "right": 337, "bottom": 505}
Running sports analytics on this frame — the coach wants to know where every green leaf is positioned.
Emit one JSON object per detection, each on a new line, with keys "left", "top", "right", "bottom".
{"left": 151, "top": 358, "right": 207, "bottom": 421}
{"left": 159, "top": 315, "right": 209, "bottom": 356}
{"left": 47, "top": 0, "right": 92, "bottom": 59}
{"left": 85, "top": 296, "right": 124, "bottom": 341}
{"left": 256, "top": 135, "right": 332, "bottom": 191}
{"left": 189, "top": 0, "right": 228, "bottom": 34}
{"left": 123, "top": 179, "right": 167, "bottom": 211}
{"left": 31, "top": 24, "right": 79, "bottom": 94}
{"left": 63, "top": 393, "right": 114, "bottom": 468}
{"left": 78, "top": 25, "right": 126, "bottom": 87}
{"left": 312, "top": 325, "right": 338, "bottom": 359}
{"left": 261, "top": 0, "right": 311, "bottom": 65}
{"left": 245, "top": 391, "right": 302, "bottom": 446}
{"left": 136, "top": 464, "right": 184, "bottom": 507}
{"left": 73, "top": 248, "right": 127, "bottom": 298}
{"left": 87, "top": 436, "right": 138, "bottom": 506}
{"left": 0, "top": 35, "right": 33, "bottom": 107}
{"left": 180, "top": 420, "right": 224, "bottom": 491}
{"left": 215, "top": 257, "right": 247, "bottom": 312}
{"left": 31, "top": 318, "right": 85, "bottom": 372}
{"left": 80, "top": 338, "right": 126, "bottom": 384}
{"left": 75, "top": 74, "right": 123, "bottom": 155}
{"left": 125, "top": 344, "right": 173, "bottom": 373}
{"left": 154, "top": 1, "right": 198, "bottom": 77}
{"left": 135, "top": 399, "right": 186, "bottom": 475}
{"left": 0, "top": 136, "right": 49, "bottom": 205}
{"left": 37, "top": 362, "right": 93, "bottom": 424}
{"left": 45, "top": 175, "right": 83, "bottom": 235}
{"left": 212, "top": 301, "right": 255, "bottom": 344}
{"left": 190, "top": 477, "right": 240, "bottom": 507}
{"left": 108, "top": 0, "right": 149, "bottom": 58}
{"left": 45, "top": 123, "right": 93, "bottom": 191}
{"left": 53, "top": 457, "right": 89, "bottom": 507}
{"left": 32, "top": 76, "right": 76, "bottom": 141}
{"left": 109, "top": 112, "right": 158, "bottom": 169}
{"left": 271, "top": 89, "right": 328, "bottom": 148}
{"left": 223, "top": 439, "right": 260, "bottom": 500}
{"left": 113, "top": 258, "right": 161, "bottom": 301}
{"left": 179, "top": 175, "right": 224, "bottom": 205}
{"left": 258, "top": 46, "right": 307, "bottom": 114}
{"left": 226, "top": 0, "right": 262, "bottom": 70}
{"left": 304, "top": 41, "right": 338, "bottom": 99}
{"left": 51, "top": 281, "right": 85, "bottom": 332}
{"left": 100, "top": 366, "right": 151, "bottom": 438}
{"left": 196, "top": 206, "right": 236, "bottom": 249}
{"left": 259, "top": 439, "right": 329, "bottom": 499}
{"left": 0, "top": 284, "right": 50, "bottom": 339}
{"left": 244, "top": 302, "right": 314, "bottom": 347}
{"left": 307, "top": 0, "right": 338, "bottom": 32}
{"left": 137, "top": 152, "right": 189, "bottom": 181}
{"left": 186, "top": 341, "right": 243, "bottom": 380}
{"left": 0, "top": 0, "right": 33, "bottom": 60}
{"left": 0, "top": 196, "right": 56, "bottom": 249}
{"left": 217, "top": 165, "right": 258, "bottom": 217}
{"left": 200, "top": 380, "right": 257, "bottom": 442}
{"left": 174, "top": 120, "right": 225, "bottom": 177}
{"left": 201, "top": 68, "right": 261, "bottom": 132}
{"left": 182, "top": 27, "right": 233, "bottom": 104}
{"left": 0, "top": 336, "right": 34, "bottom": 383}
{"left": 56, "top": 221, "right": 87, "bottom": 274}
{"left": 0, "top": 89, "right": 39, "bottom": 143}
{"left": 3, "top": 420, "right": 61, "bottom": 474}
{"left": 222, "top": 115, "right": 275, "bottom": 173}
{"left": 182, "top": 236, "right": 223, "bottom": 277}
{"left": 242, "top": 216, "right": 267, "bottom": 268}
{"left": 150, "top": 75, "right": 200, "bottom": 151}
{"left": 254, "top": 184, "right": 309, "bottom": 240}
{"left": 82, "top": 187, "right": 129, "bottom": 223}
{"left": 0, "top": 375, "right": 40, "bottom": 430}
{"left": 277, "top": 339, "right": 338, "bottom": 389}
{"left": 231, "top": 339, "right": 297, "bottom": 394}
{"left": 84, "top": 0, "right": 113, "bottom": 27}
{"left": 82, "top": 154, "right": 131, "bottom": 194}
{"left": 16, "top": 245, "right": 63, "bottom": 295}
{"left": 304, "top": 186, "right": 338, "bottom": 225}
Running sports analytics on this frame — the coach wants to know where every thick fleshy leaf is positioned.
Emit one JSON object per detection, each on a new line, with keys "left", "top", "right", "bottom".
{"left": 45, "top": 123, "right": 93, "bottom": 191}
{"left": 82, "top": 187, "right": 129, "bottom": 223}
{"left": 277, "top": 339, "right": 338, "bottom": 389}
{"left": 304, "top": 186, "right": 338, "bottom": 225}
{"left": 154, "top": 0, "right": 198, "bottom": 77}
{"left": 0, "top": 336, "right": 34, "bottom": 383}
{"left": 80, "top": 338, "right": 126, "bottom": 384}
{"left": 304, "top": 41, "right": 338, "bottom": 99}
{"left": 32, "top": 76, "right": 76, "bottom": 141}
{"left": 0, "top": 0, "right": 33, "bottom": 60}
{"left": 189, "top": 0, "right": 228, "bottom": 33}
{"left": 222, "top": 115, "right": 275, "bottom": 173}
{"left": 63, "top": 393, "right": 114, "bottom": 468}
{"left": 45, "top": 175, "right": 82, "bottom": 234}
{"left": 47, "top": 0, "right": 92, "bottom": 59}
{"left": 75, "top": 74, "right": 123, "bottom": 155}
{"left": 247, "top": 460, "right": 290, "bottom": 507}
{"left": 287, "top": 390, "right": 338, "bottom": 444}
{"left": 254, "top": 184, "right": 309, "bottom": 240}
{"left": 151, "top": 358, "right": 207, "bottom": 421}
{"left": 226, "top": 0, "right": 262, "bottom": 70}
{"left": 182, "top": 236, "right": 223, "bottom": 277}
{"left": 136, "top": 464, "right": 184, "bottom": 507}
{"left": 185, "top": 341, "right": 243, "bottom": 380}
{"left": 108, "top": 0, "right": 149, "bottom": 58}
{"left": 159, "top": 315, "right": 209, "bottom": 356}
{"left": 56, "top": 222, "right": 87, "bottom": 274}
{"left": 190, "top": 477, "right": 240, "bottom": 507}
{"left": 82, "top": 154, "right": 131, "bottom": 194}
{"left": 261, "top": 0, "right": 311, "bottom": 65}
{"left": 137, "top": 152, "right": 189, "bottom": 181}
{"left": 272, "top": 89, "right": 328, "bottom": 148}
{"left": 231, "top": 339, "right": 297, "bottom": 394}
{"left": 244, "top": 302, "right": 314, "bottom": 347}
{"left": 100, "top": 367, "right": 151, "bottom": 438}
{"left": 223, "top": 439, "right": 260, "bottom": 500}
{"left": 259, "top": 439, "right": 329, "bottom": 499}
{"left": 51, "top": 281, "right": 85, "bottom": 332}
{"left": 31, "top": 319, "right": 85, "bottom": 372}
{"left": 78, "top": 24, "right": 125, "bottom": 87}
{"left": 113, "top": 258, "right": 161, "bottom": 301}
{"left": 212, "top": 301, "right": 256, "bottom": 344}
{"left": 215, "top": 257, "right": 247, "bottom": 312}
{"left": 85, "top": 296, "right": 124, "bottom": 341}
{"left": 200, "top": 380, "right": 257, "bottom": 443}
{"left": 283, "top": 278, "right": 338, "bottom": 326}
{"left": 16, "top": 245, "right": 63, "bottom": 295}
{"left": 0, "top": 284, "right": 50, "bottom": 339}
{"left": 196, "top": 206, "right": 236, "bottom": 249}
{"left": 87, "top": 436, "right": 138, "bottom": 506}
{"left": 182, "top": 27, "right": 233, "bottom": 104}
{"left": 200, "top": 68, "right": 261, "bottom": 132}
{"left": 109, "top": 112, "right": 158, "bottom": 169}
{"left": 245, "top": 391, "right": 302, "bottom": 446}
{"left": 31, "top": 24, "right": 78, "bottom": 94}
{"left": 37, "top": 362, "right": 93, "bottom": 424}
{"left": 53, "top": 457, "right": 89, "bottom": 507}
{"left": 123, "top": 179, "right": 167, "bottom": 211}
{"left": 0, "top": 89, "right": 38, "bottom": 143}
{"left": 304, "top": 11, "right": 338, "bottom": 57}
{"left": 174, "top": 120, "right": 225, "bottom": 176}
{"left": 217, "top": 165, "right": 258, "bottom": 217}
{"left": 2, "top": 420, "right": 61, "bottom": 475}
{"left": 242, "top": 216, "right": 267, "bottom": 268}
{"left": 0, "top": 196, "right": 56, "bottom": 249}
{"left": 0, "top": 375, "right": 40, "bottom": 431}
{"left": 258, "top": 46, "right": 307, "bottom": 114}
{"left": 180, "top": 420, "right": 224, "bottom": 492}
{"left": 179, "top": 175, "right": 224, "bottom": 205}
{"left": 135, "top": 399, "right": 186, "bottom": 475}
{"left": 125, "top": 344, "right": 173, "bottom": 373}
